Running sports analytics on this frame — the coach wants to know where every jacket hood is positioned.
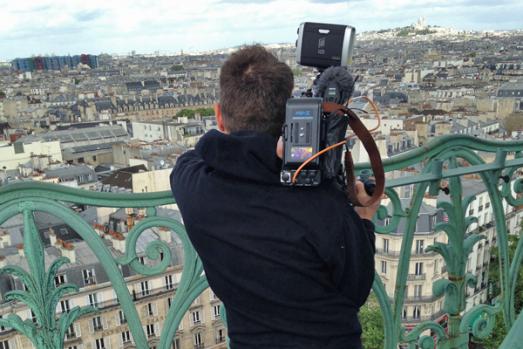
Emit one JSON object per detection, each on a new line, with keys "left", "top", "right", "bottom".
{"left": 195, "top": 129, "right": 282, "bottom": 184}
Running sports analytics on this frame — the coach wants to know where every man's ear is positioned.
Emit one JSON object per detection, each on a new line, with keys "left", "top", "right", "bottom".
{"left": 215, "top": 103, "right": 226, "bottom": 133}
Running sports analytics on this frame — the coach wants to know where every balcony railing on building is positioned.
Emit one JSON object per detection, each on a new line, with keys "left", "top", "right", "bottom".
{"left": 0, "top": 134, "right": 522, "bottom": 349}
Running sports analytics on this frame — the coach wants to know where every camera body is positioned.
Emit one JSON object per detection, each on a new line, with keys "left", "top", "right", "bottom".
{"left": 280, "top": 98, "right": 323, "bottom": 186}
{"left": 281, "top": 22, "right": 356, "bottom": 186}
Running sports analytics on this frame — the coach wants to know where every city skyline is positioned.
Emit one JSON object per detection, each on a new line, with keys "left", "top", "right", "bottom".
{"left": 1, "top": 0, "right": 523, "bottom": 60}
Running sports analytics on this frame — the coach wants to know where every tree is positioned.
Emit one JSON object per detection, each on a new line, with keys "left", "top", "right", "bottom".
{"left": 176, "top": 109, "right": 196, "bottom": 118}
{"left": 195, "top": 107, "right": 214, "bottom": 117}
{"left": 359, "top": 292, "right": 385, "bottom": 349}
{"left": 503, "top": 113, "right": 523, "bottom": 134}
{"left": 479, "top": 219, "right": 523, "bottom": 348}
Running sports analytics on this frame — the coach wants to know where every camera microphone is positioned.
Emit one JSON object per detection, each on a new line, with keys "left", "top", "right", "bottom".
{"left": 315, "top": 66, "right": 355, "bottom": 105}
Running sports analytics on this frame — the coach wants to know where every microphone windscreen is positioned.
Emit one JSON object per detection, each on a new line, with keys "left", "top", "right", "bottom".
{"left": 315, "top": 66, "right": 355, "bottom": 104}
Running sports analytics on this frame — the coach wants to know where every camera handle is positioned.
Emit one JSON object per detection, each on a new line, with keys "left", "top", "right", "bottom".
{"left": 323, "top": 102, "right": 385, "bottom": 207}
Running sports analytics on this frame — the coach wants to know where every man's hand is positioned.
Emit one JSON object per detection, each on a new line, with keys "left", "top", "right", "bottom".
{"left": 276, "top": 136, "right": 283, "bottom": 159}
{"left": 354, "top": 181, "right": 381, "bottom": 221}
{"left": 278, "top": 136, "right": 382, "bottom": 220}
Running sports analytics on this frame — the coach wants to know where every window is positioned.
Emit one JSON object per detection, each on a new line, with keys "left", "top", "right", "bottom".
{"left": 415, "top": 240, "right": 424, "bottom": 254}
{"left": 60, "top": 299, "right": 71, "bottom": 313}
{"left": 414, "top": 285, "right": 422, "bottom": 298}
{"left": 146, "top": 303, "right": 156, "bottom": 316}
{"left": 413, "top": 306, "right": 421, "bottom": 319}
{"left": 55, "top": 273, "right": 67, "bottom": 286}
{"left": 88, "top": 293, "right": 98, "bottom": 307}
{"left": 167, "top": 297, "right": 172, "bottom": 309}
{"left": 415, "top": 262, "right": 423, "bottom": 275}
{"left": 65, "top": 324, "right": 76, "bottom": 339}
{"left": 92, "top": 316, "right": 103, "bottom": 331}
{"left": 172, "top": 338, "right": 180, "bottom": 349}
{"left": 146, "top": 323, "right": 156, "bottom": 337}
{"left": 165, "top": 275, "right": 174, "bottom": 290}
{"left": 82, "top": 268, "right": 96, "bottom": 285}
{"left": 213, "top": 304, "right": 221, "bottom": 319}
{"left": 402, "top": 308, "right": 407, "bottom": 319}
{"left": 383, "top": 238, "right": 389, "bottom": 253}
{"left": 121, "top": 330, "right": 131, "bottom": 343}
{"left": 95, "top": 338, "right": 106, "bottom": 349}
{"left": 381, "top": 261, "right": 387, "bottom": 274}
{"left": 194, "top": 332, "right": 203, "bottom": 347}
{"left": 192, "top": 310, "right": 201, "bottom": 325}
{"left": 30, "top": 310, "right": 37, "bottom": 323}
{"left": 215, "top": 328, "right": 226, "bottom": 344}
{"left": 140, "top": 281, "right": 150, "bottom": 296}
{"left": 119, "top": 310, "right": 127, "bottom": 325}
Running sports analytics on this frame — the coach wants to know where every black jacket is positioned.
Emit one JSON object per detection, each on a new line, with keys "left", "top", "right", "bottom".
{"left": 170, "top": 130, "right": 376, "bottom": 349}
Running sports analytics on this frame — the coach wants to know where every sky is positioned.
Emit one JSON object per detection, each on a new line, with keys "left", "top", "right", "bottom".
{"left": 0, "top": 0, "right": 522, "bottom": 60}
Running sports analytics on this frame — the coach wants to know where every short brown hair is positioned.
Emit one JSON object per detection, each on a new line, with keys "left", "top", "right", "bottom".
{"left": 219, "top": 45, "right": 294, "bottom": 138}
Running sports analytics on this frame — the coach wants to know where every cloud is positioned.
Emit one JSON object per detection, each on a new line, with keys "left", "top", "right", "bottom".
{"left": 0, "top": 0, "right": 521, "bottom": 60}
{"left": 74, "top": 9, "right": 104, "bottom": 22}
{"left": 217, "top": 0, "right": 275, "bottom": 3}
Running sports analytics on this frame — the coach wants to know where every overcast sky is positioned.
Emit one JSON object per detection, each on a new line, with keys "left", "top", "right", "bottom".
{"left": 0, "top": 0, "right": 521, "bottom": 60}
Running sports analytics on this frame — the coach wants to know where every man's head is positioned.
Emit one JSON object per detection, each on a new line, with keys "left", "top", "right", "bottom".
{"left": 216, "top": 45, "right": 294, "bottom": 138}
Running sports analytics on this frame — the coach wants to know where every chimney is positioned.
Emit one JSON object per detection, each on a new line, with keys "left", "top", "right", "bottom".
{"left": 110, "top": 231, "right": 126, "bottom": 254}
{"left": 16, "top": 243, "right": 24, "bottom": 257}
{"left": 48, "top": 227, "right": 56, "bottom": 246}
{"left": 158, "top": 227, "right": 172, "bottom": 243}
{"left": 59, "top": 241, "right": 76, "bottom": 263}
{"left": 92, "top": 223, "right": 106, "bottom": 237}
{"left": 0, "top": 230, "right": 11, "bottom": 248}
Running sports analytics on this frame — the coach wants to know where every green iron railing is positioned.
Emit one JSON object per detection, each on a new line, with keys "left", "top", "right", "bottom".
{"left": 0, "top": 134, "right": 521, "bottom": 349}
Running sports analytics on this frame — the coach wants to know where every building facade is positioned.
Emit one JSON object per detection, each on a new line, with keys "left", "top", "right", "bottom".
{"left": 11, "top": 55, "right": 98, "bottom": 72}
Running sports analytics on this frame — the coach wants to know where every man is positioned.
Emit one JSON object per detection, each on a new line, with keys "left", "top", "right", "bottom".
{"left": 170, "top": 45, "right": 379, "bottom": 349}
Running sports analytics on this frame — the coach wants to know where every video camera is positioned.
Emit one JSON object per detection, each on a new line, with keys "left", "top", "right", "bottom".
{"left": 280, "top": 22, "right": 384, "bottom": 206}
{"left": 280, "top": 22, "right": 356, "bottom": 186}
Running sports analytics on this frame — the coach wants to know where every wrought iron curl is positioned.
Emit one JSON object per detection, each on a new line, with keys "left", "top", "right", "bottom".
{"left": 401, "top": 321, "right": 447, "bottom": 349}
{"left": 501, "top": 157, "right": 523, "bottom": 207}
{"left": 115, "top": 217, "right": 173, "bottom": 276}
{"left": 374, "top": 187, "right": 407, "bottom": 234}
{"left": 460, "top": 303, "right": 501, "bottom": 340}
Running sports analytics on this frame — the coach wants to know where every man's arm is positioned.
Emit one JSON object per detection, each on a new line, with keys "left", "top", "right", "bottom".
{"left": 170, "top": 150, "right": 205, "bottom": 212}
{"left": 354, "top": 180, "right": 380, "bottom": 253}
{"left": 325, "top": 181, "right": 379, "bottom": 307}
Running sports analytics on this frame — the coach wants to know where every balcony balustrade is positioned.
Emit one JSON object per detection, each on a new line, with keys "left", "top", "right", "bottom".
{"left": 0, "top": 134, "right": 522, "bottom": 348}
{"left": 376, "top": 248, "right": 437, "bottom": 258}
{"left": 407, "top": 273, "right": 427, "bottom": 281}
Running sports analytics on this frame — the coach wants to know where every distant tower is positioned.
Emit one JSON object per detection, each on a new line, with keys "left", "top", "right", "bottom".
{"left": 415, "top": 17, "right": 427, "bottom": 30}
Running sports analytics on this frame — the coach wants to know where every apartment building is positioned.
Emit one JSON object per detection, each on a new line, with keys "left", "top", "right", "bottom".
{"left": 375, "top": 178, "right": 523, "bottom": 328}
{"left": 0, "top": 206, "right": 227, "bottom": 349}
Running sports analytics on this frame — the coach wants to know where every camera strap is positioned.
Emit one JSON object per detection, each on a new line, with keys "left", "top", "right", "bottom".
{"left": 323, "top": 102, "right": 385, "bottom": 207}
